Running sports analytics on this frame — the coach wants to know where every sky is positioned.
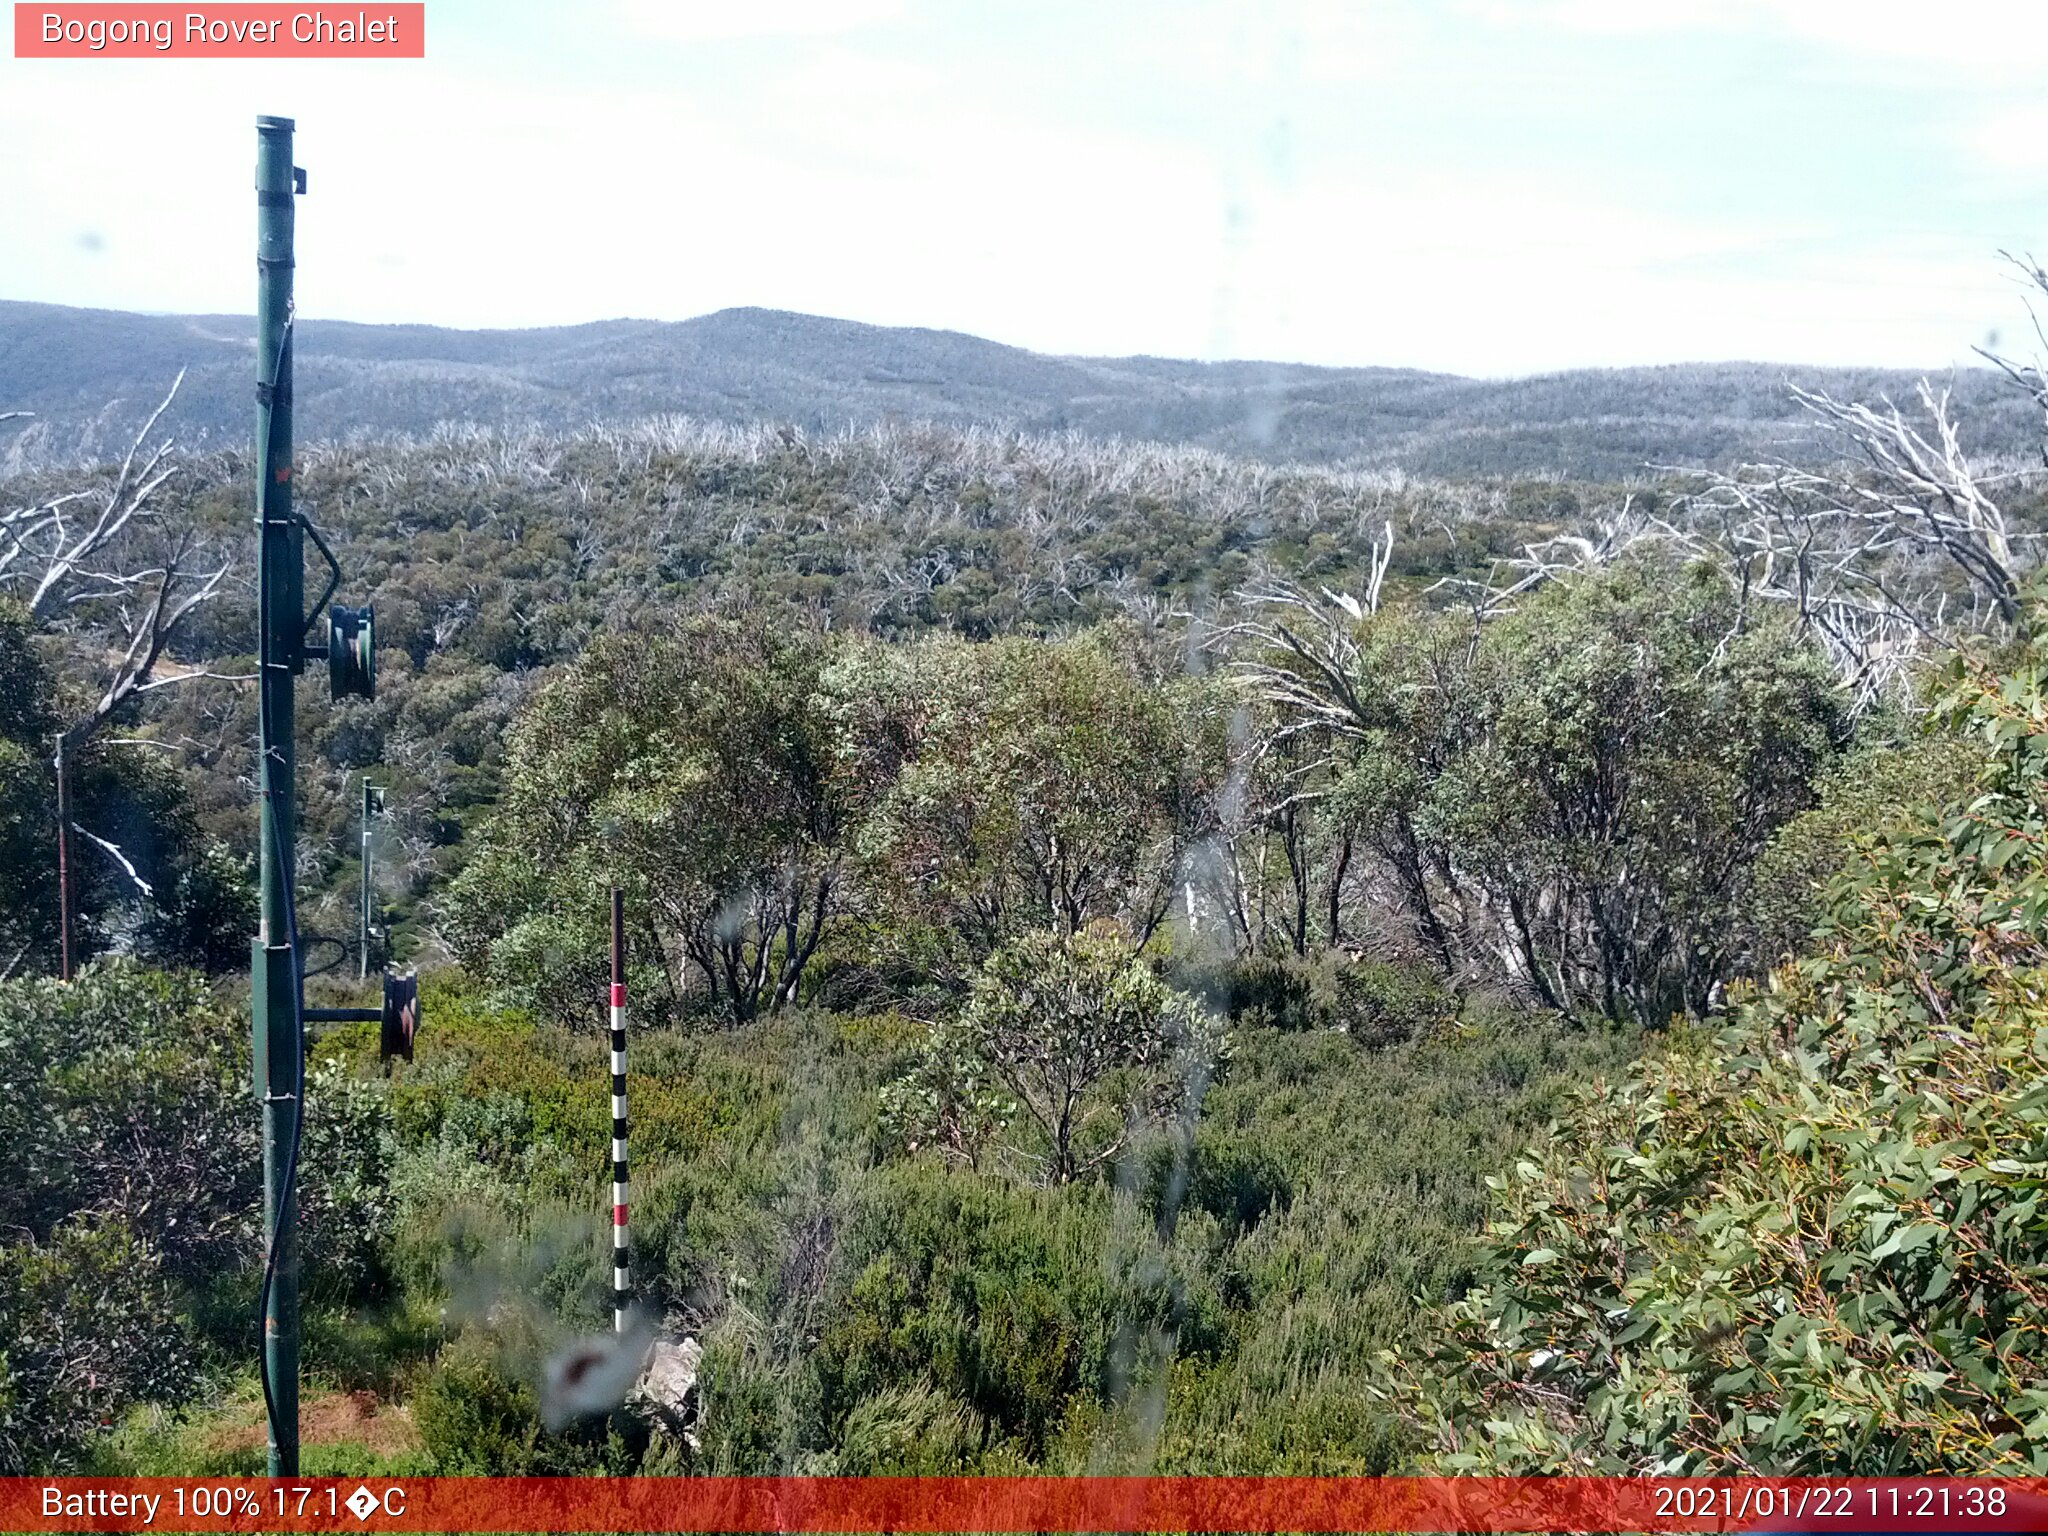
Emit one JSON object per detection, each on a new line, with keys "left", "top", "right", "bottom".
{"left": 1, "top": 0, "right": 2044, "bottom": 376}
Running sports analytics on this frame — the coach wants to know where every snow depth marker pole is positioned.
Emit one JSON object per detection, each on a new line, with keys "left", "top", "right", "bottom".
{"left": 610, "top": 887, "right": 631, "bottom": 1332}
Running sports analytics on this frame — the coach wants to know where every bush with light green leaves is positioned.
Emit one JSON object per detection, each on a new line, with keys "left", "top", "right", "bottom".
{"left": 1380, "top": 613, "right": 2048, "bottom": 1473}
{"left": 883, "top": 925, "right": 1224, "bottom": 1187}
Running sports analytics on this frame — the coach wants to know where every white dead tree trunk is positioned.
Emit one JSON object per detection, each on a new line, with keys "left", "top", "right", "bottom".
{"left": 1785, "top": 378, "right": 2025, "bottom": 628}
{"left": 1, "top": 375, "right": 240, "bottom": 972}
{"left": 1977, "top": 250, "right": 2048, "bottom": 460}
{"left": 1674, "top": 374, "right": 2038, "bottom": 708}
{"left": 1659, "top": 253, "right": 2048, "bottom": 706}
{"left": 1424, "top": 495, "right": 1676, "bottom": 633}
{"left": 2, "top": 375, "right": 242, "bottom": 736}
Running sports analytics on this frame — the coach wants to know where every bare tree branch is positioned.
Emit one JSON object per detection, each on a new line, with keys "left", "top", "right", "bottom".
{"left": 3, "top": 374, "right": 240, "bottom": 752}
{"left": 1, "top": 371, "right": 188, "bottom": 620}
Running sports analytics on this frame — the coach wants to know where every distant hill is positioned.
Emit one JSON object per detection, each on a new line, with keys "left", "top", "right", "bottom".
{"left": 0, "top": 299, "right": 2034, "bottom": 478}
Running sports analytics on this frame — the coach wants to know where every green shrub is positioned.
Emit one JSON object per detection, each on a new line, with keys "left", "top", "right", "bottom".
{"left": 692, "top": 1322, "right": 790, "bottom": 1473}
{"left": 0, "top": 1218, "right": 198, "bottom": 1473}
{"left": 1332, "top": 958, "right": 1455, "bottom": 1046}
{"left": 1212, "top": 952, "right": 1451, "bottom": 1046}
{"left": 813, "top": 1160, "right": 1222, "bottom": 1458}
{"left": 1139, "top": 1361, "right": 1408, "bottom": 1474}
{"left": 300, "top": 1058, "right": 399, "bottom": 1301}
{"left": 0, "top": 962, "right": 257, "bottom": 1277}
{"left": 412, "top": 1330, "right": 643, "bottom": 1475}
{"left": 1184, "top": 1128, "right": 1293, "bottom": 1237}
{"left": 1131, "top": 1124, "right": 1292, "bottom": 1239}
{"left": 1741, "top": 735, "right": 1978, "bottom": 966}
{"left": 827, "top": 1380, "right": 987, "bottom": 1473}
{"left": 384, "top": 1137, "right": 527, "bottom": 1298}
{"left": 885, "top": 927, "right": 1223, "bottom": 1185}
{"left": 1266, "top": 560, "right": 1846, "bottom": 1022}
{"left": 0, "top": 962, "right": 273, "bottom": 1472}
{"left": 1221, "top": 952, "right": 1321, "bottom": 1032}
{"left": 137, "top": 839, "right": 259, "bottom": 974}
{"left": 1382, "top": 623, "right": 2048, "bottom": 1473}
{"left": 412, "top": 1332, "right": 550, "bottom": 1474}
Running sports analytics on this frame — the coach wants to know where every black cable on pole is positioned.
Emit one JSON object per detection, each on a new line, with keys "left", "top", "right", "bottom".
{"left": 254, "top": 760, "right": 305, "bottom": 1451}
{"left": 253, "top": 310, "right": 303, "bottom": 1456}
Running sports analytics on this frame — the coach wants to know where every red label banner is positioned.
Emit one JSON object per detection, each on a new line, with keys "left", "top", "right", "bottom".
{"left": 9, "top": 1477, "right": 2048, "bottom": 1533}
{"left": 13, "top": 5, "right": 425, "bottom": 57}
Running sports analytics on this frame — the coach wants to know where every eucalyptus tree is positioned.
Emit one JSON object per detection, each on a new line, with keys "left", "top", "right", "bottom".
{"left": 884, "top": 923, "right": 1223, "bottom": 1185}
{"left": 448, "top": 613, "right": 849, "bottom": 1025}
{"left": 1234, "top": 561, "right": 1847, "bottom": 1021}
{"left": 824, "top": 628, "right": 1232, "bottom": 977}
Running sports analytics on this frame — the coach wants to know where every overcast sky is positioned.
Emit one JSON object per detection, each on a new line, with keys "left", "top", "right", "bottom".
{"left": 2, "top": 0, "right": 2043, "bottom": 376}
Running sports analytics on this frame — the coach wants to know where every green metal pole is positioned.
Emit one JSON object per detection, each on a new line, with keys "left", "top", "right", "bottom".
{"left": 252, "top": 112, "right": 303, "bottom": 1479}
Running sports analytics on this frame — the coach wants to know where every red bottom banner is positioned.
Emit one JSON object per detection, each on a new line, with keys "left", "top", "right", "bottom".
{"left": 13, "top": 1476, "right": 2048, "bottom": 1533}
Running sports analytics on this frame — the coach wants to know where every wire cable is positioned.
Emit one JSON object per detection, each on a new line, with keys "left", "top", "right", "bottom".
{"left": 253, "top": 306, "right": 303, "bottom": 1459}
{"left": 254, "top": 750, "right": 305, "bottom": 1452}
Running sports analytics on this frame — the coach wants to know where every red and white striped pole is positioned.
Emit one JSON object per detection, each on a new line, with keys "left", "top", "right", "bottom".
{"left": 609, "top": 887, "right": 631, "bottom": 1333}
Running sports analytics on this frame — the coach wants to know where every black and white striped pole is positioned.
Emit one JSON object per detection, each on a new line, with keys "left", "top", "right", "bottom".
{"left": 609, "top": 887, "right": 631, "bottom": 1333}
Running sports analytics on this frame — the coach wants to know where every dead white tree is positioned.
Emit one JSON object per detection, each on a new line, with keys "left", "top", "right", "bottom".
{"left": 1193, "top": 523, "right": 1402, "bottom": 954}
{"left": 1671, "top": 371, "right": 2039, "bottom": 708}
{"left": 1221, "top": 582, "right": 1376, "bottom": 750}
{"left": 1653, "top": 254, "right": 2048, "bottom": 706}
{"left": 1976, "top": 249, "right": 2048, "bottom": 459}
{"left": 3, "top": 377, "right": 184, "bottom": 613}
{"left": 1422, "top": 495, "right": 1676, "bottom": 634}
{"left": 1215, "top": 520, "right": 1396, "bottom": 744}
{"left": 3, "top": 376, "right": 241, "bottom": 736}
{"left": 0, "top": 374, "right": 240, "bottom": 974}
{"left": 1400, "top": 328, "right": 2042, "bottom": 713}
{"left": 1786, "top": 378, "right": 2026, "bottom": 627}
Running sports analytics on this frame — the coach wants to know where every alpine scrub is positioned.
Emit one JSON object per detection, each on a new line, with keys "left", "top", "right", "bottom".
{"left": 1383, "top": 610, "right": 2048, "bottom": 1473}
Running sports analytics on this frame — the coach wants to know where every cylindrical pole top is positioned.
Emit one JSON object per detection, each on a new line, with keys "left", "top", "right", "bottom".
{"left": 257, "top": 114, "right": 295, "bottom": 133}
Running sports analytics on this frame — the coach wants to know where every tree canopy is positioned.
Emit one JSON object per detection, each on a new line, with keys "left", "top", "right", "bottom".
{"left": 1382, "top": 595, "right": 2048, "bottom": 1471}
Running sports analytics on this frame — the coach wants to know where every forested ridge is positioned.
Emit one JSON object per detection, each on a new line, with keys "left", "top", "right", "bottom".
{"left": 6, "top": 298, "right": 2040, "bottom": 479}
{"left": 6, "top": 311, "right": 2048, "bottom": 1475}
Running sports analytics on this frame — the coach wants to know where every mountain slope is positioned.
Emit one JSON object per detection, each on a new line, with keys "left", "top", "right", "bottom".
{"left": 0, "top": 300, "right": 2032, "bottom": 478}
